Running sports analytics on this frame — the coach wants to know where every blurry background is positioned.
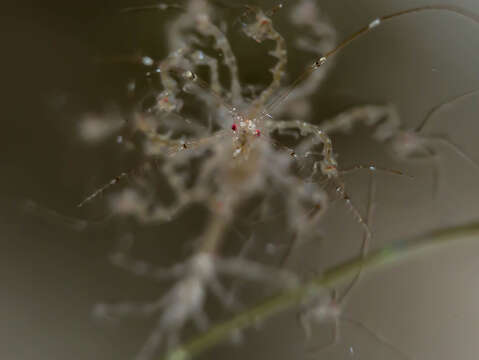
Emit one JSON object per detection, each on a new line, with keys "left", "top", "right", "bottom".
{"left": 2, "top": 0, "right": 479, "bottom": 359}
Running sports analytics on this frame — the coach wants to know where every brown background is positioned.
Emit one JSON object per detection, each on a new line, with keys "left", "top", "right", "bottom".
{"left": 2, "top": 0, "right": 479, "bottom": 359}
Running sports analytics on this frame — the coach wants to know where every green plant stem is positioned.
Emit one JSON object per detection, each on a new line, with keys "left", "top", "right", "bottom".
{"left": 162, "top": 221, "right": 479, "bottom": 360}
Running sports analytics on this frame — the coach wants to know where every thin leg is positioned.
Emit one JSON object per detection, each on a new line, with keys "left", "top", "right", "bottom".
{"left": 405, "top": 146, "right": 441, "bottom": 197}
{"left": 267, "top": 5, "right": 479, "bottom": 115}
{"left": 340, "top": 163, "right": 412, "bottom": 178}
{"left": 338, "top": 174, "right": 376, "bottom": 303}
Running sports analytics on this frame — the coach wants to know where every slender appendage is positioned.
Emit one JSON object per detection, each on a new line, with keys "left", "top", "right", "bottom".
{"left": 301, "top": 176, "right": 376, "bottom": 355}
{"left": 81, "top": 3, "right": 479, "bottom": 360}
{"left": 265, "top": 119, "right": 338, "bottom": 176}
{"left": 415, "top": 88, "right": 479, "bottom": 132}
{"left": 77, "top": 172, "right": 129, "bottom": 208}
{"left": 76, "top": 150, "right": 197, "bottom": 210}
{"left": 339, "top": 163, "right": 412, "bottom": 178}
{"left": 22, "top": 199, "right": 109, "bottom": 230}
{"left": 428, "top": 134, "right": 479, "bottom": 170}
{"left": 283, "top": 0, "right": 337, "bottom": 104}
{"left": 266, "top": 5, "right": 479, "bottom": 114}
{"left": 76, "top": 144, "right": 200, "bottom": 210}
{"left": 337, "top": 174, "right": 375, "bottom": 304}
{"left": 386, "top": 89, "right": 479, "bottom": 195}
{"left": 265, "top": 118, "right": 372, "bottom": 238}
{"left": 336, "top": 183, "right": 372, "bottom": 245}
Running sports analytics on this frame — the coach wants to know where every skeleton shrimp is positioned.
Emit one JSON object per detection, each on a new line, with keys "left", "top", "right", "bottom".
{"left": 74, "top": 1, "right": 479, "bottom": 359}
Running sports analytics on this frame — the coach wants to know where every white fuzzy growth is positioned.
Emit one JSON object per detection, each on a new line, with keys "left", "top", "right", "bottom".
{"left": 369, "top": 18, "right": 381, "bottom": 29}
{"left": 190, "top": 253, "right": 215, "bottom": 280}
{"left": 159, "top": 276, "right": 206, "bottom": 329}
{"left": 110, "top": 189, "right": 144, "bottom": 215}
{"left": 309, "top": 302, "right": 341, "bottom": 322}
{"left": 290, "top": 0, "right": 318, "bottom": 26}
{"left": 78, "top": 115, "right": 123, "bottom": 143}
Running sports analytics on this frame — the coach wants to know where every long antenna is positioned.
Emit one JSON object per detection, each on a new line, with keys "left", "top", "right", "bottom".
{"left": 415, "top": 88, "right": 479, "bottom": 132}
{"left": 265, "top": 5, "right": 479, "bottom": 116}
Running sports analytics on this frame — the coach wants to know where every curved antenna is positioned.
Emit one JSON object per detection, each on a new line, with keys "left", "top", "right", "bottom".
{"left": 265, "top": 5, "right": 479, "bottom": 116}
{"left": 415, "top": 88, "right": 479, "bottom": 133}
{"left": 428, "top": 134, "right": 479, "bottom": 171}
{"left": 22, "top": 199, "right": 112, "bottom": 230}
